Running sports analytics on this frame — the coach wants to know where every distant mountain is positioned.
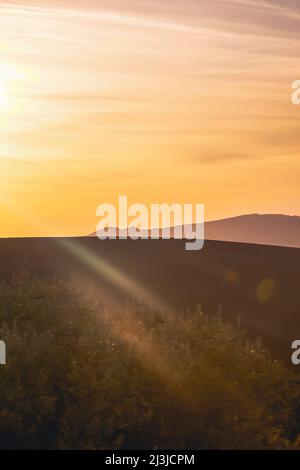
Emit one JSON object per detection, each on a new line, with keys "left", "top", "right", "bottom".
{"left": 90, "top": 214, "right": 300, "bottom": 248}
{"left": 204, "top": 214, "right": 300, "bottom": 248}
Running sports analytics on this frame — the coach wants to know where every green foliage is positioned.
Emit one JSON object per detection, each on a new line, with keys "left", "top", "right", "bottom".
{"left": 0, "top": 274, "right": 299, "bottom": 449}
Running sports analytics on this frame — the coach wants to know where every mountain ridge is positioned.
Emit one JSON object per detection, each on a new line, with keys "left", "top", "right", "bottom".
{"left": 90, "top": 213, "right": 300, "bottom": 249}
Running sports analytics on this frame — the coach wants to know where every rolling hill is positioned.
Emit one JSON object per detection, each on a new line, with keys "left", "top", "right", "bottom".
{"left": 0, "top": 236, "right": 299, "bottom": 364}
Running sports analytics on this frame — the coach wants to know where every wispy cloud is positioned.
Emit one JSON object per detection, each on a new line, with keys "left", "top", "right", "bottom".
{"left": 0, "top": 0, "right": 300, "bottom": 235}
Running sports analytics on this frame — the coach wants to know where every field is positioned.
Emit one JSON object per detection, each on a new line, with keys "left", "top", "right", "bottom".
{"left": 0, "top": 237, "right": 299, "bottom": 362}
{"left": 1, "top": 237, "right": 300, "bottom": 449}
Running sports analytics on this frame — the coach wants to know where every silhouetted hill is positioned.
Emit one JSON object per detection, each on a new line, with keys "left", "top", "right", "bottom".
{"left": 205, "top": 214, "right": 300, "bottom": 248}
{"left": 90, "top": 214, "right": 300, "bottom": 248}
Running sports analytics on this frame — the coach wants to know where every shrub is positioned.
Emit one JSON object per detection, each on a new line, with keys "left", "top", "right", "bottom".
{"left": 0, "top": 274, "right": 299, "bottom": 449}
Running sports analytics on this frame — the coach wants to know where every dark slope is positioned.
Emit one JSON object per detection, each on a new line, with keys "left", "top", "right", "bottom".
{"left": 0, "top": 237, "right": 299, "bottom": 363}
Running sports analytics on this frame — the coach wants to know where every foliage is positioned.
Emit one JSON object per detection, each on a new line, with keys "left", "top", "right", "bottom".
{"left": 0, "top": 273, "right": 299, "bottom": 449}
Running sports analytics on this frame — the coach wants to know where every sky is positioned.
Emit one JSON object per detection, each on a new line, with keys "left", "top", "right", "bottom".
{"left": 0, "top": 0, "right": 300, "bottom": 237}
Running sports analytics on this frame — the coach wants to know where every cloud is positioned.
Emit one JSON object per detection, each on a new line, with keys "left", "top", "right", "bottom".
{"left": 189, "top": 152, "right": 254, "bottom": 164}
{"left": 1, "top": 0, "right": 300, "bottom": 236}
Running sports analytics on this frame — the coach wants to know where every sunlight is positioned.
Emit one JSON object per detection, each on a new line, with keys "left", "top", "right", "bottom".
{"left": 0, "top": 77, "right": 8, "bottom": 109}
{"left": 0, "top": 64, "right": 24, "bottom": 111}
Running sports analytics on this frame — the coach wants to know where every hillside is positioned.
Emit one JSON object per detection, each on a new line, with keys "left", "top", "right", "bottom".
{"left": 91, "top": 214, "right": 300, "bottom": 249}
{"left": 205, "top": 214, "right": 300, "bottom": 248}
{"left": 0, "top": 237, "right": 299, "bottom": 363}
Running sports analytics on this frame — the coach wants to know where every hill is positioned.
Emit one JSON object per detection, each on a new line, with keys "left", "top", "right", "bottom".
{"left": 205, "top": 214, "right": 300, "bottom": 248}
{"left": 91, "top": 214, "right": 300, "bottom": 249}
{"left": 0, "top": 237, "right": 299, "bottom": 363}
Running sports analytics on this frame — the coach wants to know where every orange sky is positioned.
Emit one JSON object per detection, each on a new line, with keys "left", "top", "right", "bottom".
{"left": 0, "top": 0, "right": 300, "bottom": 237}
